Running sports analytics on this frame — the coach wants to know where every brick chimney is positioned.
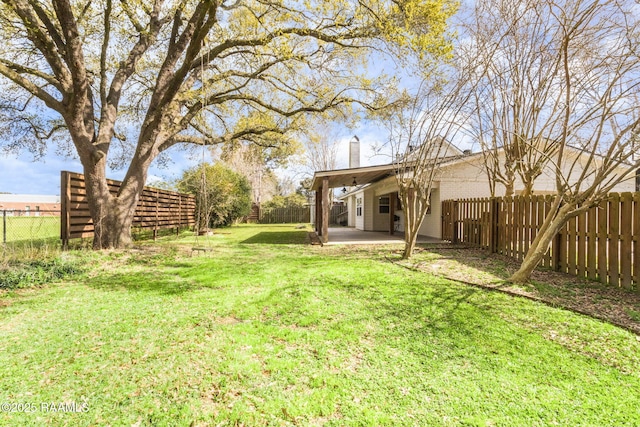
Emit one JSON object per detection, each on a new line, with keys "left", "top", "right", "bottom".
{"left": 349, "top": 135, "right": 360, "bottom": 168}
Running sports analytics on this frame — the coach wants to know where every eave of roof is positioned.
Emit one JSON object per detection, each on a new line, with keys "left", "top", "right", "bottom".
{"left": 311, "top": 163, "right": 397, "bottom": 191}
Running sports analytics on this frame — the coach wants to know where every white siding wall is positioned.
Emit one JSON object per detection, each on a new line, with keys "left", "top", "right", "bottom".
{"left": 347, "top": 195, "right": 356, "bottom": 227}
{"left": 529, "top": 151, "right": 636, "bottom": 193}
{"left": 417, "top": 188, "right": 442, "bottom": 238}
{"left": 437, "top": 156, "right": 495, "bottom": 197}
{"left": 363, "top": 189, "right": 375, "bottom": 230}
{"left": 355, "top": 191, "right": 365, "bottom": 230}
{"left": 436, "top": 152, "right": 636, "bottom": 198}
{"left": 372, "top": 194, "right": 390, "bottom": 231}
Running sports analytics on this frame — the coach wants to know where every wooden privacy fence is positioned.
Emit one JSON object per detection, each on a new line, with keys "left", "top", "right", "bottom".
{"left": 61, "top": 171, "right": 196, "bottom": 245}
{"left": 256, "top": 204, "right": 347, "bottom": 225}
{"left": 258, "top": 206, "right": 311, "bottom": 224}
{"left": 442, "top": 193, "right": 640, "bottom": 291}
{"left": 330, "top": 205, "right": 348, "bottom": 225}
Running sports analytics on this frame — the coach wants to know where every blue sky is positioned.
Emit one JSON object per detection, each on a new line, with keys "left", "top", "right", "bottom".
{"left": 0, "top": 145, "right": 208, "bottom": 196}
{"left": 0, "top": 123, "right": 387, "bottom": 196}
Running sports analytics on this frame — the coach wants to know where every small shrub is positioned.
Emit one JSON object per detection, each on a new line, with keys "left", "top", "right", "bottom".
{"left": 625, "top": 309, "right": 640, "bottom": 322}
{"left": 0, "top": 257, "right": 85, "bottom": 290}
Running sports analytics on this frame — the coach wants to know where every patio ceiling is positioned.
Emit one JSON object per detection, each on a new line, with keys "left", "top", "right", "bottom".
{"left": 310, "top": 164, "right": 396, "bottom": 191}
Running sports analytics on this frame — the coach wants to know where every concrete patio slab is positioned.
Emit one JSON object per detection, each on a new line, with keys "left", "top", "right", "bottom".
{"left": 324, "top": 227, "right": 444, "bottom": 245}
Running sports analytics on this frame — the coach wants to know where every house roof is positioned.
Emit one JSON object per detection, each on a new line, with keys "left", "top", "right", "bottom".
{"left": 310, "top": 151, "right": 482, "bottom": 191}
{"left": 310, "top": 163, "right": 397, "bottom": 191}
{"left": 312, "top": 141, "right": 635, "bottom": 195}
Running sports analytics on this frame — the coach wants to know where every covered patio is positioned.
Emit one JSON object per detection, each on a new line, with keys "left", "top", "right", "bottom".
{"left": 311, "top": 164, "right": 397, "bottom": 244}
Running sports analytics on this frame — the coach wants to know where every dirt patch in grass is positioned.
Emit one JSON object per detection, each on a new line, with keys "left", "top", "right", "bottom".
{"left": 402, "top": 246, "right": 640, "bottom": 335}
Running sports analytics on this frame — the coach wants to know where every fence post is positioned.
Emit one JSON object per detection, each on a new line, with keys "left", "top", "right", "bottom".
{"left": 553, "top": 231, "right": 562, "bottom": 272}
{"left": 452, "top": 200, "right": 459, "bottom": 244}
{"left": 60, "top": 171, "right": 70, "bottom": 250}
{"left": 489, "top": 197, "right": 499, "bottom": 254}
{"left": 2, "top": 210, "right": 6, "bottom": 244}
{"left": 551, "top": 196, "right": 567, "bottom": 272}
{"left": 154, "top": 189, "right": 159, "bottom": 241}
{"left": 177, "top": 194, "right": 181, "bottom": 236}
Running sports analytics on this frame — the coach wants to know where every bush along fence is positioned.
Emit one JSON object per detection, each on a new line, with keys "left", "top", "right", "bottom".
{"left": 61, "top": 171, "right": 196, "bottom": 247}
{"left": 1, "top": 210, "right": 60, "bottom": 245}
{"left": 442, "top": 193, "right": 640, "bottom": 291}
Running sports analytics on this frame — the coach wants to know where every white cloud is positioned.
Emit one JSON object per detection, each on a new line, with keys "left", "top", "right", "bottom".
{"left": 0, "top": 152, "right": 81, "bottom": 195}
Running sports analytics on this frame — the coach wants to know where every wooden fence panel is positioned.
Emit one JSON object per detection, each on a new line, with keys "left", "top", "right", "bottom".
{"left": 505, "top": 197, "right": 513, "bottom": 258}
{"left": 634, "top": 194, "right": 640, "bottom": 287}
{"left": 441, "top": 200, "right": 454, "bottom": 241}
{"left": 442, "top": 193, "right": 640, "bottom": 291}
{"left": 587, "top": 205, "right": 597, "bottom": 280}
{"left": 498, "top": 198, "right": 506, "bottom": 255}
{"left": 258, "top": 206, "right": 311, "bottom": 224}
{"left": 542, "top": 196, "right": 552, "bottom": 268}
{"left": 621, "top": 192, "right": 633, "bottom": 289}
{"left": 597, "top": 198, "right": 609, "bottom": 283}
{"left": 609, "top": 193, "right": 620, "bottom": 287}
{"left": 330, "top": 205, "right": 348, "bottom": 225}
{"left": 61, "top": 171, "right": 195, "bottom": 244}
{"left": 514, "top": 196, "right": 522, "bottom": 260}
{"left": 568, "top": 215, "right": 577, "bottom": 276}
{"left": 577, "top": 208, "right": 586, "bottom": 279}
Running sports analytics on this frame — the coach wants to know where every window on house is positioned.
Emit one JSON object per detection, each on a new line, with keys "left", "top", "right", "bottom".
{"left": 356, "top": 197, "right": 362, "bottom": 217}
{"left": 378, "top": 196, "right": 390, "bottom": 214}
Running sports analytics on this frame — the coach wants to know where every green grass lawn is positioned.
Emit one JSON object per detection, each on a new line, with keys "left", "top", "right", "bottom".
{"left": 0, "top": 215, "right": 59, "bottom": 243}
{"left": 1, "top": 224, "right": 640, "bottom": 426}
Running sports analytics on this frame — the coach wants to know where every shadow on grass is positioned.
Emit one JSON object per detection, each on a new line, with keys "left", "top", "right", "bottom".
{"left": 343, "top": 276, "right": 486, "bottom": 339}
{"left": 240, "top": 231, "right": 308, "bottom": 245}
{"left": 248, "top": 264, "right": 489, "bottom": 348}
{"left": 87, "top": 271, "right": 203, "bottom": 295}
{"left": 410, "top": 245, "right": 640, "bottom": 334}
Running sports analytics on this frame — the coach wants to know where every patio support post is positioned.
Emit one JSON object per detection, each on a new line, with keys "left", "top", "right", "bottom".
{"left": 315, "top": 190, "right": 321, "bottom": 234}
{"left": 389, "top": 192, "right": 396, "bottom": 235}
{"left": 321, "top": 177, "right": 330, "bottom": 243}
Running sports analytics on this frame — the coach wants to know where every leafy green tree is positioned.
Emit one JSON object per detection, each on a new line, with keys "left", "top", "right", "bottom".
{"left": 262, "top": 193, "right": 307, "bottom": 209}
{"left": 177, "top": 163, "right": 251, "bottom": 229}
{"left": 0, "top": 0, "right": 455, "bottom": 249}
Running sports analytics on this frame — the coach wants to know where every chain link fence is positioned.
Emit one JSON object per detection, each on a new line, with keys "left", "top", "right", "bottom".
{"left": 1, "top": 210, "right": 60, "bottom": 247}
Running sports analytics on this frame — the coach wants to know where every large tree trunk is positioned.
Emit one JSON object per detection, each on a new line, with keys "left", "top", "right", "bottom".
{"left": 89, "top": 192, "right": 135, "bottom": 249}
{"left": 84, "top": 166, "right": 132, "bottom": 249}
{"left": 509, "top": 202, "right": 575, "bottom": 283}
{"left": 82, "top": 150, "right": 152, "bottom": 249}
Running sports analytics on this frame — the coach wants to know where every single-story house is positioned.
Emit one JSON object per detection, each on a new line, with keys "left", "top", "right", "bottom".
{"left": 0, "top": 194, "right": 61, "bottom": 216}
{"left": 310, "top": 141, "right": 636, "bottom": 243}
